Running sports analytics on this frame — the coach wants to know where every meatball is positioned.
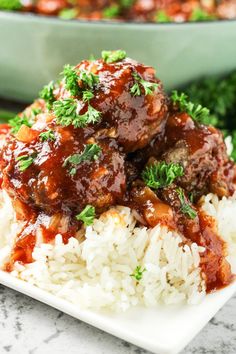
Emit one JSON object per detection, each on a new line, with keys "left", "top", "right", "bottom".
{"left": 58, "top": 57, "right": 169, "bottom": 152}
{"left": 35, "top": 0, "right": 68, "bottom": 15}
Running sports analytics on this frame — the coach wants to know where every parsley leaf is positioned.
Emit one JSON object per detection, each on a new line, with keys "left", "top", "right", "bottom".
{"left": 59, "top": 8, "right": 78, "bottom": 20}
{"left": 130, "top": 266, "right": 146, "bottom": 281}
{"left": 39, "top": 81, "right": 55, "bottom": 109}
{"left": 76, "top": 205, "right": 95, "bottom": 226}
{"left": 142, "top": 161, "right": 184, "bottom": 189}
{"left": 171, "top": 90, "right": 210, "bottom": 123}
{"left": 120, "top": 0, "right": 134, "bottom": 7}
{"left": 101, "top": 50, "right": 126, "bottom": 64}
{"left": 190, "top": 7, "right": 216, "bottom": 21}
{"left": 54, "top": 99, "right": 101, "bottom": 128}
{"left": 62, "top": 64, "right": 79, "bottom": 96}
{"left": 176, "top": 188, "right": 197, "bottom": 219}
{"left": 155, "top": 10, "right": 171, "bottom": 23}
{"left": 103, "top": 4, "right": 120, "bottom": 18}
{"left": 39, "top": 129, "right": 56, "bottom": 142}
{"left": 0, "top": 0, "right": 21, "bottom": 10}
{"left": 82, "top": 90, "right": 94, "bottom": 102}
{"left": 63, "top": 143, "right": 101, "bottom": 175}
{"left": 9, "top": 115, "right": 32, "bottom": 134}
{"left": 16, "top": 154, "right": 36, "bottom": 172}
{"left": 78, "top": 70, "right": 99, "bottom": 90}
{"left": 130, "top": 72, "right": 159, "bottom": 96}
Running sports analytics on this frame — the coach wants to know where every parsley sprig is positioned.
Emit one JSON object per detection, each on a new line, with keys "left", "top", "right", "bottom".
{"left": 130, "top": 266, "right": 146, "bottom": 281}
{"left": 79, "top": 70, "right": 99, "bottom": 90}
{"left": 53, "top": 98, "right": 101, "bottom": 128}
{"left": 16, "top": 154, "right": 36, "bottom": 172}
{"left": 9, "top": 115, "right": 32, "bottom": 134}
{"left": 63, "top": 143, "right": 101, "bottom": 176}
{"left": 0, "top": 0, "right": 22, "bottom": 10}
{"left": 142, "top": 162, "right": 184, "bottom": 189}
{"left": 39, "top": 129, "right": 56, "bottom": 142}
{"left": 176, "top": 188, "right": 197, "bottom": 219}
{"left": 63, "top": 65, "right": 79, "bottom": 96}
{"left": 76, "top": 205, "right": 95, "bottom": 226}
{"left": 102, "top": 50, "right": 126, "bottom": 64}
{"left": 39, "top": 81, "right": 55, "bottom": 109}
{"left": 103, "top": 4, "right": 120, "bottom": 19}
{"left": 130, "top": 72, "right": 159, "bottom": 96}
{"left": 171, "top": 90, "right": 210, "bottom": 123}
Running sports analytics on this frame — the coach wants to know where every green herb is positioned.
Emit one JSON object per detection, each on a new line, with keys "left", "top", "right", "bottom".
{"left": 171, "top": 90, "right": 210, "bottom": 123}
{"left": 16, "top": 154, "right": 36, "bottom": 172}
{"left": 119, "top": 0, "right": 134, "bottom": 8}
{"left": 62, "top": 65, "right": 79, "bottom": 96}
{"left": 82, "top": 91, "right": 94, "bottom": 102}
{"left": 190, "top": 7, "right": 216, "bottom": 21}
{"left": 102, "top": 50, "right": 126, "bottom": 64}
{"left": 39, "top": 129, "right": 56, "bottom": 142}
{"left": 78, "top": 70, "right": 99, "bottom": 90}
{"left": 176, "top": 188, "right": 197, "bottom": 219}
{"left": 9, "top": 115, "right": 32, "bottom": 134}
{"left": 155, "top": 10, "right": 171, "bottom": 23}
{"left": 103, "top": 4, "right": 120, "bottom": 18}
{"left": 76, "top": 205, "right": 95, "bottom": 226}
{"left": 54, "top": 99, "right": 101, "bottom": 128}
{"left": 31, "top": 108, "right": 42, "bottom": 116}
{"left": 39, "top": 81, "right": 55, "bottom": 109}
{"left": 130, "top": 72, "right": 159, "bottom": 96}
{"left": 0, "top": 0, "right": 21, "bottom": 10}
{"left": 130, "top": 266, "right": 146, "bottom": 281}
{"left": 142, "top": 161, "right": 184, "bottom": 189}
{"left": 63, "top": 143, "right": 101, "bottom": 175}
{"left": 59, "top": 8, "right": 78, "bottom": 19}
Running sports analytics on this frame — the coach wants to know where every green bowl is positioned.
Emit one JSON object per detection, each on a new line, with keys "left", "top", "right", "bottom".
{"left": 0, "top": 11, "right": 236, "bottom": 102}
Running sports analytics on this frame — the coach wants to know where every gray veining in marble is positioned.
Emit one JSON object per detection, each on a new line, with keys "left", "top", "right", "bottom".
{"left": 0, "top": 285, "right": 235, "bottom": 354}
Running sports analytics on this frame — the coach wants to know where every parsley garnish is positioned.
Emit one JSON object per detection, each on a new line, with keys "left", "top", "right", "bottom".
{"left": 176, "top": 188, "right": 197, "bottom": 219}
{"left": 76, "top": 205, "right": 95, "bottom": 226}
{"left": 39, "top": 129, "right": 56, "bottom": 142}
{"left": 54, "top": 99, "right": 101, "bottom": 128}
{"left": 155, "top": 10, "right": 171, "bottom": 23}
{"left": 39, "top": 81, "right": 55, "bottom": 109}
{"left": 0, "top": 0, "right": 21, "bottom": 10}
{"left": 142, "top": 162, "right": 183, "bottom": 189}
{"left": 101, "top": 50, "right": 126, "bottom": 64}
{"left": 130, "top": 72, "right": 159, "bottom": 96}
{"left": 120, "top": 0, "right": 134, "bottom": 7}
{"left": 103, "top": 5, "right": 120, "bottom": 19}
{"left": 82, "top": 90, "right": 94, "bottom": 102}
{"left": 171, "top": 90, "right": 210, "bottom": 123}
{"left": 59, "top": 8, "right": 78, "bottom": 20}
{"left": 63, "top": 143, "right": 101, "bottom": 175}
{"left": 63, "top": 65, "right": 79, "bottom": 96}
{"left": 78, "top": 70, "right": 99, "bottom": 90}
{"left": 190, "top": 7, "right": 216, "bottom": 21}
{"left": 9, "top": 115, "right": 32, "bottom": 134}
{"left": 16, "top": 154, "right": 36, "bottom": 172}
{"left": 130, "top": 266, "right": 146, "bottom": 281}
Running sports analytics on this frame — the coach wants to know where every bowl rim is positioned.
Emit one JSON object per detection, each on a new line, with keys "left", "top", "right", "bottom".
{"left": 1, "top": 8, "right": 236, "bottom": 27}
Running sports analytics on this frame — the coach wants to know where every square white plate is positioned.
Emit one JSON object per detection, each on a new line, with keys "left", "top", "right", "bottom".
{"left": 0, "top": 270, "right": 235, "bottom": 354}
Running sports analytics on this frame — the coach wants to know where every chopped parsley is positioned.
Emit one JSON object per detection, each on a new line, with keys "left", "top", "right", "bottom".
{"left": 103, "top": 4, "right": 120, "bottom": 19}
{"left": 39, "top": 81, "right": 55, "bottom": 109}
{"left": 171, "top": 90, "right": 210, "bottom": 123}
{"left": 142, "top": 162, "right": 184, "bottom": 189}
{"left": 59, "top": 8, "right": 78, "bottom": 20}
{"left": 78, "top": 70, "right": 99, "bottom": 90}
{"left": 63, "top": 143, "right": 101, "bottom": 175}
{"left": 16, "top": 154, "right": 36, "bottom": 172}
{"left": 0, "top": 0, "right": 21, "bottom": 10}
{"left": 82, "top": 90, "right": 94, "bottom": 102}
{"left": 102, "top": 50, "right": 126, "bottom": 64}
{"left": 76, "top": 205, "right": 95, "bottom": 226}
{"left": 119, "top": 0, "right": 134, "bottom": 7}
{"left": 39, "top": 129, "right": 56, "bottom": 142}
{"left": 9, "top": 115, "right": 32, "bottom": 134}
{"left": 54, "top": 98, "right": 101, "bottom": 128}
{"left": 155, "top": 10, "right": 171, "bottom": 23}
{"left": 190, "top": 7, "right": 216, "bottom": 21}
{"left": 130, "top": 72, "right": 159, "bottom": 96}
{"left": 130, "top": 266, "right": 146, "bottom": 281}
{"left": 176, "top": 188, "right": 197, "bottom": 219}
{"left": 62, "top": 65, "right": 79, "bottom": 96}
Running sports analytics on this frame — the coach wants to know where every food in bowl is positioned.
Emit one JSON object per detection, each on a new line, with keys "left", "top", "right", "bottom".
{"left": 0, "top": 50, "right": 235, "bottom": 311}
{"left": 1, "top": 0, "right": 236, "bottom": 22}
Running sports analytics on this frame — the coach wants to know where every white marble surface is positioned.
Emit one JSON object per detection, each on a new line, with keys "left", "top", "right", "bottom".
{"left": 0, "top": 285, "right": 235, "bottom": 354}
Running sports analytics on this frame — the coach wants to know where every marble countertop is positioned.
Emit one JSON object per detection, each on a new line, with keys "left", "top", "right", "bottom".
{"left": 0, "top": 285, "right": 235, "bottom": 354}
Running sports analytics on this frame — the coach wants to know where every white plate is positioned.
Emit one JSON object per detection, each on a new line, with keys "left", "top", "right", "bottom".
{"left": 0, "top": 270, "right": 235, "bottom": 354}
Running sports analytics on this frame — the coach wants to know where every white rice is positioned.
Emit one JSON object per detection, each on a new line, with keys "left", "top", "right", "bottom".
{"left": 0, "top": 190, "right": 236, "bottom": 311}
